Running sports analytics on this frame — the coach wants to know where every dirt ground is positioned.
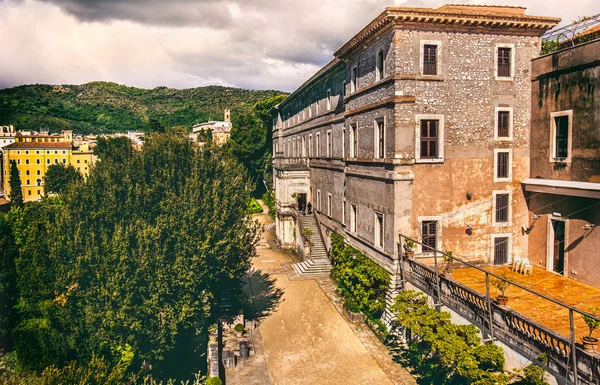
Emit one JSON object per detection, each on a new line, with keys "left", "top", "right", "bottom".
{"left": 234, "top": 209, "right": 409, "bottom": 385}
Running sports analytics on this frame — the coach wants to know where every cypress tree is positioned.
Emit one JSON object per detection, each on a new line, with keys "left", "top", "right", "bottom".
{"left": 8, "top": 160, "right": 23, "bottom": 206}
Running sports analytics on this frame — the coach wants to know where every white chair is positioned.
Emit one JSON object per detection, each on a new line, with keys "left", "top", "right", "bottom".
{"left": 522, "top": 261, "right": 533, "bottom": 276}
{"left": 512, "top": 255, "right": 522, "bottom": 272}
{"left": 519, "top": 257, "right": 530, "bottom": 274}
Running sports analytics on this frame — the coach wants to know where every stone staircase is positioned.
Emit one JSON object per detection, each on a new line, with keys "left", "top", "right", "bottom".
{"left": 292, "top": 214, "right": 332, "bottom": 277}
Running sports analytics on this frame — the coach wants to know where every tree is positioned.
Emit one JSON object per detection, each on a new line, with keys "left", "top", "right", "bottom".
{"left": 94, "top": 136, "right": 134, "bottom": 164}
{"left": 0, "top": 212, "right": 17, "bottom": 350}
{"left": 8, "top": 161, "right": 22, "bottom": 207}
{"left": 9, "top": 133, "right": 259, "bottom": 380}
{"left": 43, "top": 164, "right": 83, "bottom": 195}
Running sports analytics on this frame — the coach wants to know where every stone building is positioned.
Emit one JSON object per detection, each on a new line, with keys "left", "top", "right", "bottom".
{"left": 523, "top": 38, "right": 600, "bottom": 288}
{"left": 190, "top": 109, "right": 232, "bottom": 145}
{"left": 272, "top": 5, "right": 559, "bottom": 272}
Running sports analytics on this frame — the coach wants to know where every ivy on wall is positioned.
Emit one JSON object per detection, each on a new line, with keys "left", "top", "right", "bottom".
{"left": 329, "top": 233, "right": 390, "bottom": 319}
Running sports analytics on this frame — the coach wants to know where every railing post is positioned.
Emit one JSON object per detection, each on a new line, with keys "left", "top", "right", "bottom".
{"left": 485, "top": 272, "right": 495, "bottom": 341}
{"left": 398, "top": 235, "right": 405, "bottom": 289}
{"left": 433, "top": 249, "right": 441, "bottom": 311}
{"left": 569, "top": 308, "right": 578, "bottom": 385}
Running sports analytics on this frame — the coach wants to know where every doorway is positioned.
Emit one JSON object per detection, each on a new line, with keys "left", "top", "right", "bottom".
{"left": 547, "top": 218, "right": 566, "bottom": 275}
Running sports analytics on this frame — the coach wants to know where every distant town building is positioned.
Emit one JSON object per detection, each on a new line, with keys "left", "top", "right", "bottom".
{"left": 524, "top": 38, "right": 600, "bottom": 288}
{"left": 0, "top": 125, "right": 16, "bottom": 195}
{"left": 2, "top": 130, "right": 96, "bottom": 202}
{"left": 190, "top": 109, "right": 232, "bottom": 145}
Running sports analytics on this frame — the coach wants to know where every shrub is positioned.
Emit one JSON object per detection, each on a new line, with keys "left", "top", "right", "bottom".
{"left": 234, "top": 323, "right": 245, "bottom": 333}
{"left": 206, "top": 377, "right": 223, "bottom": 385}
{"left": 330, "top": 233, "right": 390, "bottom": 318}
{"left": 344, "top": 298, "right": 361, "bottom": 314}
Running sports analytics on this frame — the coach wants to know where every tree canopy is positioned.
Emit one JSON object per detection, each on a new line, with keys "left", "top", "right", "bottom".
{"left": 43, "top": 164, "right": 83, "bottom": 195}
{"left": 0, "top": 133, "right": 259, "bottom": 381}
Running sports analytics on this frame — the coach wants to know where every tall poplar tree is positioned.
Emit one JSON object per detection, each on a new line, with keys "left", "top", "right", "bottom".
{"left": 8, "top": 160, "right": 23, "bottom": 206}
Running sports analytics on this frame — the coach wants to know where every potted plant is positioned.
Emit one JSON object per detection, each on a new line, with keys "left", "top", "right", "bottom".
{"left": 492, "top": 273, "right": 511, "bottom": 306}
{"left": 234, "top": 323, "right": 245, "bottom": 337}
{"left": 301, "top": 228, "right": 312, "bottom": 246}
{"left": 404, "top": 239, "right": 415, "bottom": 258}
{"left": 443, "top": 250, "right": 454, "bottom": 274}
{"left": 582, "top": 306, "right": 599, "bottom": 352}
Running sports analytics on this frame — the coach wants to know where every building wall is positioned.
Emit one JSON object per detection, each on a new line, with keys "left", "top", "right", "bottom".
{"left": 273, "top": 12, "right": 550, "bottom": 271}
{"left": 530, "top": 40, "right": 600, "bottom": 182}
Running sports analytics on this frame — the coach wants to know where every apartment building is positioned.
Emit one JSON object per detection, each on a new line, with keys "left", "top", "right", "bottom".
{"left": 2, "top": 130, "right": 96, "bottom": 202}
{"left": 272, "top": 5, "right": 559, "bottom": 272}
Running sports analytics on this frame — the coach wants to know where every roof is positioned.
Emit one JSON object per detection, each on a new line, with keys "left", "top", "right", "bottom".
{"left": 522, "top": 178, "right": 600, "bottom": 199}
{"left": 335, "top": 4, "right": 560, "bottom": 57}
{"left": 4, "top": 142, "right": 73, "bottom": 150}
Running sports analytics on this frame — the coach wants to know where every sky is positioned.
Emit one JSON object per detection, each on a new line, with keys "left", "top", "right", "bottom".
{"left": 0, "top": 0, "right": 597, "bottom": 92}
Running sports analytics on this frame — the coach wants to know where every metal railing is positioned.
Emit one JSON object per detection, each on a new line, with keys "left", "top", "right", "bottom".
{"left": 397, "top": 234, "right": 600, "bottom": 385}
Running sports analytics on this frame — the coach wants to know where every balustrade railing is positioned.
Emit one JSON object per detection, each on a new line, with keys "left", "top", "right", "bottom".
{"left": 397, "top": 234, "right": 600, "bottom": 385}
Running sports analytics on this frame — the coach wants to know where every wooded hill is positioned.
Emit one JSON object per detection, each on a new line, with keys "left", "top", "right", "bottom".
{"left": 0, "top": 82, "right": 283, "bottom": 134}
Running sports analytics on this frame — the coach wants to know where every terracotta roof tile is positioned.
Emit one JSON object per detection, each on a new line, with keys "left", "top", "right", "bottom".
{"left": 5, "top": 142, "right": 73, "bottom": 150}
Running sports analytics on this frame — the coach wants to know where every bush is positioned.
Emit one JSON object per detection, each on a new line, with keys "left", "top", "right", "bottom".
{"left": 206, "top": 377, "right": 223, "bottom": 385}
{"left": 248, "top": 198, "right": 262, "bottom": 214}
{"left": 234, "top": 323, "right": 245, "bottom": 333}
{"left": 344, "top": 298, "right": 361, "bottom": 314}
{"left": 330, "top": 233, "right": 390, "bottom": 318}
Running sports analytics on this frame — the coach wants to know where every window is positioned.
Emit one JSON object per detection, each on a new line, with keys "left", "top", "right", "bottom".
{"left": 316, "top": 133, "right": 321, "bottom": 157}
{"left": 493, "top": 191, "right": 511, "bottom": 226}
{"left": 36, "top": 179, "right": 41, "bottom": 186}
{"left": 326, "top": 130, "right": 332, "bottom": 157}
{"left": 375, "top": 119, "right": 385, "bottom": 159}
{"left": 25, "top": 159, "right": 29, "bottom": 165}
{"left": 342, "top": 128, "right": 346, "bottom": 158}
{"left": 550, "top": 111, "right": 573, "bottom": 162}
{"left": 497, "top": 47, "right": 511, "bottom": 77}
{"left": 421, "top": 220, "right": 438, "bottom": 253}
{"left": 28, "top": 190, "right": 31, "bottom": 196}
{"left": 494, "top": 149, "right": 512, "bottom": 182}
{"left": 416, "top": 115, "right": 444, "bottom": 163}
{"left": 26, "top": 179, "right": 30, "bottom": 185}
{"left": 495, "top": 44, "right": 515, "bottom": 79}
{"left": 350, "top": 204, "right": 357, "bottom": 233}
{"left": 26, "top": 170, "right": 30, "bottom": 176}
{"left": 317, "top": 190, "right": 322, "bottom": 211}
{"left": 374, "top": 212, "right": 384, "bottom": 248}
{"left": 491, "top": 234, "right": 511, "bottom": 265}
{"left": 46, "top": 159, "right": 50, "bottom": 164}
{"left": 351, "top": 66, "right": 357, "bottom": 93}
{"left": 36, "top": 159, "right": 40, "bottom": 164}
{"left": 37, "top": 170, "right": 40, "bottom": 175}
{"left": 54, "top": 159, "right": 58, "bottom": 164}
{"left": 350, "top": 123, "right": 358, "bottom": 158}
{"left": 308, "top": 134, "right": 313, "bottom": 157}
{"left": 327, "top": 89, "right": 332, "bottom": 110}
{"left": 376, "top": 49, "right": 385, "bottom": 81}
{"left": 302, "top": 136, "right": 306, "bottom": 157}
{"left": 420, "top": 120, "right": 438, "bottom": 158}
{"left": 327, "top": 193, "right": 332, "bottom": 216}
{"left": 62, "top": 158, "right": 66, "bottom": 164}
{"left": 423, "top": 44, "right": 437, "bottom": 75}
{"left": 342, "top": 199, "right": 346, "bottom": 225}
{"left": 495, "top": 107, "right": 513, "bottom": 140}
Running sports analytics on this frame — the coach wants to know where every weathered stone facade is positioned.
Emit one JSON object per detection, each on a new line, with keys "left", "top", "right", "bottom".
{"left": 273, "top": 5, "right": 559, "bottom": 272}
{"left": 524, "top": 39, "right": 600, "bottom": 288}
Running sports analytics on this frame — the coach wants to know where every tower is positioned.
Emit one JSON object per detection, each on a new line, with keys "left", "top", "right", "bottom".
{"left": 224, "top": 109, "right": 231, "bottom": 123}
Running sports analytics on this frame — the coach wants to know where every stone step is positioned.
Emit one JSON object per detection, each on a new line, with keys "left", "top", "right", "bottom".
{"left": 292, "top": 258, "right": 332, "bottom": 277}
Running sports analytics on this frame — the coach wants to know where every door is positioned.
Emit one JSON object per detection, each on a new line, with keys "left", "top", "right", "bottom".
{"left": 552, "top": 220, "right": 566, "bottom": 275}
{"left": 493, "top": 236, "right": 509, "bottom": 265}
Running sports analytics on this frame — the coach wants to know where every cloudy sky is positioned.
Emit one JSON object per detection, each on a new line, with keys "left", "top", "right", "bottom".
{"left": 0, "top": 0, "right": 596, "bottom": 92}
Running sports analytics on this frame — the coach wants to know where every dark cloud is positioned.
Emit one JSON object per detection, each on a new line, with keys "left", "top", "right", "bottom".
{"left": 39, "top": 0, "right": 234, "bottom": 27}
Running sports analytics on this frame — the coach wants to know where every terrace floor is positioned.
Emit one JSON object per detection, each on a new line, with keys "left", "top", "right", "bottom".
{"left": 452, "top": 266, "right": 600, "bottom": 341}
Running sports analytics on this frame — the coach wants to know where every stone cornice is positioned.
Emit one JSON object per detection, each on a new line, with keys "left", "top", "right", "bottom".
{"left": 335, "top": 6, "right": 560, "bottom": 58}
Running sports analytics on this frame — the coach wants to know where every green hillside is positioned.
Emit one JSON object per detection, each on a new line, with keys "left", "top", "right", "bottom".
{"left": 0, "top": 82, "right": 284, "bottom": 134}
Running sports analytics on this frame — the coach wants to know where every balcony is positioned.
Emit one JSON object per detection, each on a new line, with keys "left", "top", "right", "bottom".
{"left": 273, "top": 157, "right": 309, "bottom": 171}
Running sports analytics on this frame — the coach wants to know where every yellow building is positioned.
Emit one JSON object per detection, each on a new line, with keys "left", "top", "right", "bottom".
{"left": 2, "top": 130, "right": 96, "bottom": 202}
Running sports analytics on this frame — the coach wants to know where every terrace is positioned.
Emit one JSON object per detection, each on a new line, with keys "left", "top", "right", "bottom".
{"left": 397, "top": 234, "right": 600, "bottom": 384}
